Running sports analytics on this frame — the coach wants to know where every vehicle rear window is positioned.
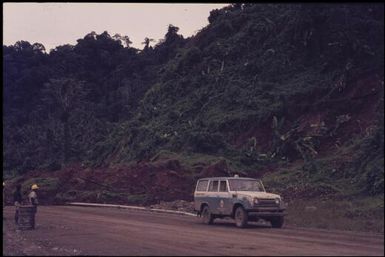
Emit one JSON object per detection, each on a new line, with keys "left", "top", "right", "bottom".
{"left": 196, "top": 180, "right": 209, "bottom": 191}
{"left": 208, "top": 180, "right": 219, "bottom": 192}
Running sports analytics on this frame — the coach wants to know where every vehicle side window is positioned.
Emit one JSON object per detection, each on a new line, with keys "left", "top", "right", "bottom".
{"left": 196, "top": 180, "right": 209, "bottom": 191}
{"left": 208, "top": 180, "right": 219, "bottom": 192}
{"left": 219, "top": 181, "right": 228, "bottom": 192}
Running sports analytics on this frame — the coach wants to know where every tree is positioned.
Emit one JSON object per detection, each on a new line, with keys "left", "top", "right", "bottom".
{"left": 165, "top": 24, "right": 182, "bottom": 43}
{"left": 122, "top": 36, "right": 133, "bottom": 48}
{"left": 32, "top": 43, "right": 46, "bottom": 54}
{"left": 153, "top": 24, "right": 185, "bottom": 63}
{"left": 142, "top": 37, "right": 155, "bottom": 50}
{"left": 113, "top": 33, "right": 133, "bottom": 48}
{"left": 208, "top": 9, "right": 223, "bottom": 23}
{"left": 42, "top": 78, "right": 86, "bottom": 164}
{"left": 14, "top": 40, "right": 33, "bottom": 52}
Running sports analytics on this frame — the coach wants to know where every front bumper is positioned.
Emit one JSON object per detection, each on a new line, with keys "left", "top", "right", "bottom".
{"left": 247, "top": 208, "right": 286, "bottom": 217}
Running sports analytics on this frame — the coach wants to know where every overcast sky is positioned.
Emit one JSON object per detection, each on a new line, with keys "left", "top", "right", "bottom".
{"left": 3, "top": 3, "right": 229, "bottom": 51}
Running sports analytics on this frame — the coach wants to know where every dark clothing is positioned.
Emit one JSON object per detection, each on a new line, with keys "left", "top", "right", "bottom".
{"left": 15, "top": 208, "right": 19, "bottom": 224}
{"left": 13, "top": 191, "right": 22, "bottom": 203}
{"left": 28, "top": 190, "right": 38, "bottom": 229}
{"left": 13, "top": 190, "right": 22, "bottom": 224}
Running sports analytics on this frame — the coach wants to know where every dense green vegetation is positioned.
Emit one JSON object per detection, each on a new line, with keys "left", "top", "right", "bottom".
{"left": 3, "top": 3, "right": 384, "bottom": 198}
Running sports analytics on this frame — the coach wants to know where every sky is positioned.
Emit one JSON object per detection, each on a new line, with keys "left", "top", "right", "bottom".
{"left": 3, "top": 3, "right": 229, "bottom": 51}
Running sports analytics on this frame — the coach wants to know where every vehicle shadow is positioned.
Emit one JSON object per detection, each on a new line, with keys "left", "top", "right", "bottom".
{"left": 195, "top": 219, "right": 272, "bottom": 229}
{"left": 216, "top": 222, "right": 271, "bottom": 229}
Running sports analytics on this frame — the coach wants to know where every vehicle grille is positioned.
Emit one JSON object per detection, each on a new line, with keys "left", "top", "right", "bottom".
{"left": 257, "top": 198, "right": 278, "bottom": 207}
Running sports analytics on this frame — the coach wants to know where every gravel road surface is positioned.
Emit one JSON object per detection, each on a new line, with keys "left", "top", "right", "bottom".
{"left": 3, "top": 206, "right": 384, "bottom": 256}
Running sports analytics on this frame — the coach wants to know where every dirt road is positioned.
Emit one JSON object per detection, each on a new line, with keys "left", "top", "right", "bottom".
{"left": 3, "top": 206, "right": 384, "bottom": 256}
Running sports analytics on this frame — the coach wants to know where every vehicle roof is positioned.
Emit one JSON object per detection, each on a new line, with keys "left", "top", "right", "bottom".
{"left": 197, "top": 177, "right": 259, "bottom": 181}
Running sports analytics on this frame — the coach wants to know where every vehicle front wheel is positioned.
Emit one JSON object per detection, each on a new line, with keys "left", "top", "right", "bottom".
{"left": 270, "top": 216, "right": 284, "bottom": 228}
{"left": 234, "top": 206, "right": 248, "bottom": 228}
{"left": 201, "top": 205, "right": 214, "bottom": 225}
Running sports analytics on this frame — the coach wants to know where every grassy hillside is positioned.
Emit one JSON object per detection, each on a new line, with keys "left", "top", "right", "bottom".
{"left": 88, "top": 3, "right": 384, "bottom": 195}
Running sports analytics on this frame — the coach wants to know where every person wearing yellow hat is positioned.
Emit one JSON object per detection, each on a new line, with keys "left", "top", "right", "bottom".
{"left": 28, "top": 184, "right": 39, "bottom": 229}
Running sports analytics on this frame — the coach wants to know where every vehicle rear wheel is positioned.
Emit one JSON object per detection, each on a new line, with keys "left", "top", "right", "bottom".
{"left": 234, "top": 206, "right": 248, "bottom": 228}
{"left": 270, "top": 216, "right": 284, "bottom": 228}
{"left": 201, "top": 205, "right": 214, "bottom": 225}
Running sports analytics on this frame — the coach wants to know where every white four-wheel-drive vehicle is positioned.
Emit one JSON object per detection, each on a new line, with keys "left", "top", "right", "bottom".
{"left": 194, "top": 175, "right": 286, "bottom": 228}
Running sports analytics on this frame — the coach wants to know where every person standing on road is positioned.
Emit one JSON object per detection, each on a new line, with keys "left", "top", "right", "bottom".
{"left": 13, "top": 184, "right": 23, "bottom": 225}
{"left": 3, "top": 182, "right": 5, "bottom": 210}
{"left": 28, "top": 184, "right": 39, "bottom": 229}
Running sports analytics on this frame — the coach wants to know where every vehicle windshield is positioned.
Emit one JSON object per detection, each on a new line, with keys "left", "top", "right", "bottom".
{"left": 228, "top": 179, "right": 265, "bottom": 192}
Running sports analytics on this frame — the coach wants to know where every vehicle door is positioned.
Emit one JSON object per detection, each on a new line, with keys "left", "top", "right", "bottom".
{"left": 207, "top": 180, "right": 219, "bottom": 214}
{"left": 217, "top": 180, "right": 232, "bottom": 215}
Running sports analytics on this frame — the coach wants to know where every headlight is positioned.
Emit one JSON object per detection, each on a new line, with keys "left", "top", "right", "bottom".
{"left": 275, "top": 198, "right": 280, "bottom": 204}
{"left": 253, "top": 198, "right": 259, "bottom": 205}
{"left": 242, "top": 196, "right": 253, "bottom": 206}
